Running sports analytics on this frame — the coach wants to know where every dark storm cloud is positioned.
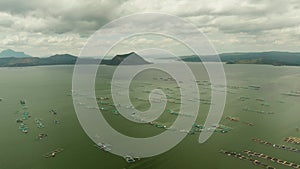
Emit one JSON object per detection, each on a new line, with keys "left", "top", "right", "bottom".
{"left": 0, "top": 0, "right": 127, "bottom": 35}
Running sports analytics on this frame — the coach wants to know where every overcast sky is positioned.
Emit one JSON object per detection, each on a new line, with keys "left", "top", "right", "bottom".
{"left": 0, "top": 0, "right": 300, "bottom": 57}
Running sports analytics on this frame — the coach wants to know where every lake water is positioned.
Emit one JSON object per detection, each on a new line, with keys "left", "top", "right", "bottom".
{"left": 0, "top": 63, "right": 299, "bottom": 169}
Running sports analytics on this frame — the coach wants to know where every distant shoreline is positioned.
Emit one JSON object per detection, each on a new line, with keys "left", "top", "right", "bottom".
{"left": 181, "top": 51, "right": 300, "bottom": 67}
{"left": 0, "top": 62, "right": 299, "bottom": 68}
{"left": 1, "top": 51, "right": 300, "bottom": 67}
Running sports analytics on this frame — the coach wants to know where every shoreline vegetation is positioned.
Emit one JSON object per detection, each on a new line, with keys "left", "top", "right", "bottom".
{"left": 0, "top": 50, "right": 300, "bottom": 67}
{"left": 181, "top": 51, "right": 300, "bottom": 66}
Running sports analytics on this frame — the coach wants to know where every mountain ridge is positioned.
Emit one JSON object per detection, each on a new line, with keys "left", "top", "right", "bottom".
{"left": 181, "top": 51, "right": 300, "bottom": 66}
{"left": 0, "top": 52, "right": 151, "bottom": 67}
{"left": 1, "top": 51, "right": 300, "bottom": 67}
{"left": 108, "top": 52, "right": 151, "bottom": 65}
{"left": 0, "top": 49, "right": 32, "bottom": 58}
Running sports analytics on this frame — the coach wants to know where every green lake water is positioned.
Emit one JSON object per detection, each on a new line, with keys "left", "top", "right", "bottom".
{"left": 0, "top": 63, "right": 299, "bottom": 169}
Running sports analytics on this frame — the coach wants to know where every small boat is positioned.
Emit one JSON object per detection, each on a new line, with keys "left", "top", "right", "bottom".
{"left": 37, "top": 133, "right": 48, "bottom": 140}
{"left": 43, "top": 148, "right": 64, "bottom": 158}
{"left": 54, "top": 119, "right": 60, "bottom": 124}
{"left": 16, "top": 119, "right": 23, "bottom": 123}
{"left": 243, "top": 122, "right": 254, "bottom": 126}
{"left": 225, "top": 116, "right": 240, "bottom": 122}
{"left": 266, "top": 166, "right": 276, "bottom": 169}
{"left": 49, "top": 109, "right": 57, "bottom": 115}
{"left": 123, "top": 154, "right": 137, "bottom": 163}
{"left": 19, "top": 123, "right": 28, "bottom": 134}
{"left": 20, "top": 100, "right": 26, "bottom": 105}
{"left": 94, "top": 143, "right": 112, "bottom": 152}
{"left": 35, "top": 118, "right": 45, "bottom": 128}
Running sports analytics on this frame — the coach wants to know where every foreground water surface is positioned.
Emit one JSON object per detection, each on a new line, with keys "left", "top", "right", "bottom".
{"left": 0, "top": 63, "right": 299, "bottom": 169}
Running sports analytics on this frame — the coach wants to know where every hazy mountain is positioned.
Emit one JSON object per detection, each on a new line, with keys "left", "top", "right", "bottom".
{"left": 0, "top": 54, "right": 77, "bottom": 67}
{"left": 1, "top": 51, "right": 300, "bottom": 67}
{"left": 0, "top": 52, "right": 152, "bottom": 67}
{"left": 0, "top": 49, "right": 32, "bottom": 58}
{"left": 39, "top": 54, "right": 77, "bottom": 65}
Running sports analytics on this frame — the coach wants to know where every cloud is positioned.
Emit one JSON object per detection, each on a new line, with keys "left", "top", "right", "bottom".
{"left": 0, "top": 0, "right": 300, "bottom": 56}
{"left": 0, "top": 0, "right": 126, "bottom": 34}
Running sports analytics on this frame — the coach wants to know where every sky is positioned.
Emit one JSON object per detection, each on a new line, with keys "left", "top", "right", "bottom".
{"left": 0, "top": 0, "right": 300, "bottom": 57}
